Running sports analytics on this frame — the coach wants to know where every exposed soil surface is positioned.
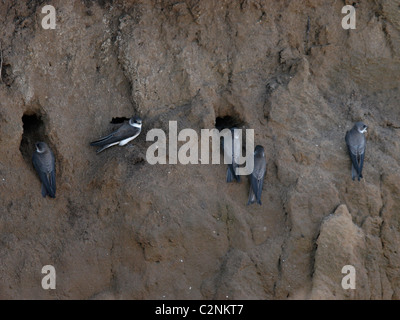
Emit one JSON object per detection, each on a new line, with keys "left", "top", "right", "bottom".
{"left": 0, "top": 0, "right": 400, "bottom": 299}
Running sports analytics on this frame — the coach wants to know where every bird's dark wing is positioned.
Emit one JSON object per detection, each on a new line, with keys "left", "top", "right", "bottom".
{"left": 358, "top": 149, "right": 365, "bottom": 178}
{"left": 247, "top": 184, "right": 256, "bottom": 205}
{"left": 95, "top": 144, "right": 114, "bottom": 154}
{"left": 347, "top": 147, "right": 360, "bottom": 175}
{"left": 36, "top": 170, "right": 54, "bottom": 198}
{"left": 226, "top": 163, "right": 240, "bottom": 183}
{"left": 41, "top": 183, "right": 47, "bottom": 197}
{"left": 33, "top": 152, "right": 56, "bottom": 198}
{"left": 256, "top": 174, "right": 265, "bottom": 205}
{"left": 251, "top": 172, "right": 265, "bottom": 205}
{"left": 226, "top": 164, "right": 234, "bottom": 183}
{"left": 32, "top": 153, "right": 46, "bottom": 177}
{"left": 233, "top": 164, "right": 240, "bottom": 182}
{"left": 345, "top": 131, "right": 361, "bottom": 175}
{"left": 48, "top": 170, "right": 56, "bottom": 198}
{"left": 90, "top": 124, "right": 139, "bottom": 146}
{"left": 250, "top": 174, "right": 261, "bottom": 204}
{"left": 90, "top": 131, "right": 115, "bottom": 146}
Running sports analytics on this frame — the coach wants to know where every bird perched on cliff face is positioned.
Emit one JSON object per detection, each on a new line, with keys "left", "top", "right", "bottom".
{"left": 90, "top": 116, "right": 142, "bottom": 153}
{"left": 247, "top": 145, "right": 267, "bottom": 205}
{"left": 345, "top": 121, "right": 367, "bottom": 181}
{"left": 223, "top": 127, "right": 241, "bottom": 183}
{"left": 32, "top": 141, "right": 56, "bottom": 198}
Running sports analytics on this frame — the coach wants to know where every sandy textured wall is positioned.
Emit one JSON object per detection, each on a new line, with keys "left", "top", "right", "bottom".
{"left": 0, "top": 0, "right": 400, "bottom": 299}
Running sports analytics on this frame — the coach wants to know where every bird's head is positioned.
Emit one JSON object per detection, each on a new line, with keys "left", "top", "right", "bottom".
{"left": 129, "top": 116, "right": 142, "bottom": 127}
{"left": 35, "top": 141, "right": 48, "bottom": 153}
{"left": 355, "top": 122, "right": 367, "bottom": 134}
{"left": 254, "top": 145, "right": 265, "bottom": 156}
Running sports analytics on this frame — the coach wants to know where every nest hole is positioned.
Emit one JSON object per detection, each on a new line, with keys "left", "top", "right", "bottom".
{"left": 19, "top": 113, "right": 46, "bottom": 163}
{"left": 110, "top": 117, "right": 130, "bottom": 124}
{"left": 215, "top": 115, "right": 245, "bottom": 131}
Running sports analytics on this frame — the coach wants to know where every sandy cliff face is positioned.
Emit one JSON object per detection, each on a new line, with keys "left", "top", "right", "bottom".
{"left": 0, "top": 0, "right": 399, "bottom": 299}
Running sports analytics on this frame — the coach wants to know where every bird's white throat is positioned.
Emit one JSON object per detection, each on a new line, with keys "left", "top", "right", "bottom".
{"left": 130, "top": 122, "right": 142, "bottom": 128}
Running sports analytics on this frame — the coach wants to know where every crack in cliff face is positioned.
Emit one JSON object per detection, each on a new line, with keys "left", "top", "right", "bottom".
{"left": 219, "top": 203, "right": 233, "bottom": 249}
{"left": 309, "top": 229, "right": 320, "bottom": 280}
{"left": 378, "top": 173, "right": 385, "bottom": 219}
{"left": 384, "top": 121, "right": 400, "bottom": 129}
{"left": 110, "top": 11, "right": 139, "bottom": 114}
{"left": 0, "top": 42, "right": 3, "bottom": 84}
{"left": 305, "top": 16, "right": 311, "bottom": 54}
{"left": 109, "top": 239, "right": 118, "bottom": 293}
{"left": 381, "top": 22, "right": 396, "bottom": 57}
{"left": 377, "top": 173, "right": 396, "bottom": 298}
{"left": 222, "top": 4, "right": 237, "bottom": 94}
{"left": 372, "top": 1, "right": 397, "bottom": 58}
{"left": 273, "top": 201, "right": 291, "bottom": 298}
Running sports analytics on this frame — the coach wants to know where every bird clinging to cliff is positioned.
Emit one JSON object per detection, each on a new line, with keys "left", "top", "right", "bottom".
{"left": 32, "top": 141, "right": 56, "bottom": 198}
{"left": 90, "top": 116, "right": 142, "bottom": 153}
{"left": 247, "top": 145, "right": 267, "bottom": 205}
{"left": 345, "top": 121, "right": 367, "bottom": 181}
{"left": 223, "top": 127, "right": 241, "bottom": 183}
